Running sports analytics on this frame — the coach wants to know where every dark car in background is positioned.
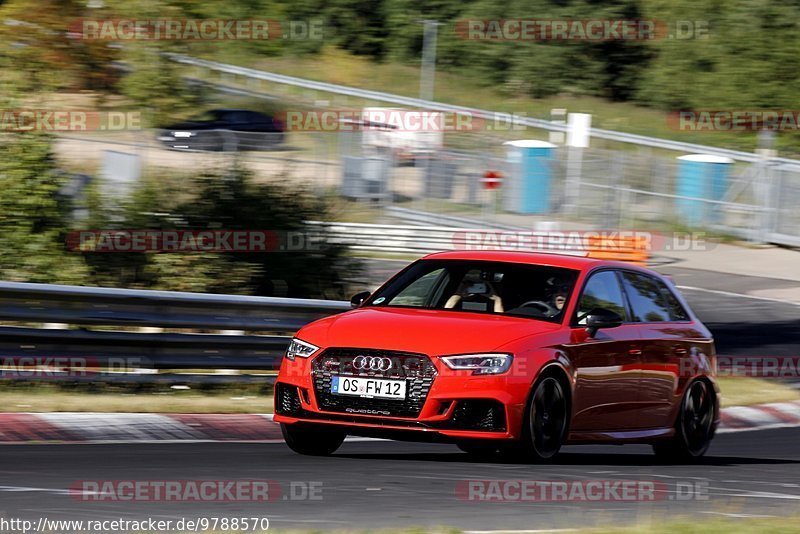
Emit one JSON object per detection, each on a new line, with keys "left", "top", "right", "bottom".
{"left": 157, "top": 109, "right": 285, "bottom": 151}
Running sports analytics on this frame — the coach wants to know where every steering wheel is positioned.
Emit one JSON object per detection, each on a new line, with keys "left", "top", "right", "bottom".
{"left": 517, "top": 300, "right": 558, "bottom": 316}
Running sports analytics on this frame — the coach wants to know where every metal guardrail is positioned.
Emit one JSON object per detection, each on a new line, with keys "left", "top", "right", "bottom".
{"left": 0, "top": 282, "right": 350, "bottom": 383}
{"left": 309, "top": 222, "right": 650, "bottom": 264}
{"left": 384, "top": 206, "right": 526, "bottom": 230}
{"left": 0, "top": 281, "right": 348, "bottom": 331}
{"left": 0, "top": 327, "right": 289, "bottom": 369}
{"left": 167, "top": 53, "right": 800, "bottom": 167}
{"left": 309, "top": 221, "right": 483, "bottom": 255}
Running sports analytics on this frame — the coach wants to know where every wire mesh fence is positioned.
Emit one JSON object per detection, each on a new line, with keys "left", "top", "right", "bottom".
{"left": 54, "top": 128, "right": 799, "bottom": 245}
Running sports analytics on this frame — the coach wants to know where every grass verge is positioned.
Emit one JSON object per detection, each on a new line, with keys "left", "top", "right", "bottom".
{"left": 588, "top": 515, "right": 800, "bottom": 533}
{"left": 717, "top": 376, "right": 800, "bottom": 408}
{"left": 0, "top": 386, "right": 273, "bottom": 413}
{"left": 216, "top": 46, "right": 790, "bottom": 156}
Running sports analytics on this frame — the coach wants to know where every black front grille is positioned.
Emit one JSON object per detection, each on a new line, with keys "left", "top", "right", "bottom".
{"left": 312, "top": 348, "right": 437, "bottom": 417}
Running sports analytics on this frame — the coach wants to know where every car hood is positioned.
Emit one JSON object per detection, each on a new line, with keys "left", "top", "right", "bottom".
{"left": 297, "top": 306, "right": 560, "bottom": 356}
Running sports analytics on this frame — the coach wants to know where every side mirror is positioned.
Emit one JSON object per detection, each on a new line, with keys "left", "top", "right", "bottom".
{"left": 585, "top": 308, "right": 623, "bottom": 337}
{"left": 350, "top": 291, "right": 371, "bottom": 308}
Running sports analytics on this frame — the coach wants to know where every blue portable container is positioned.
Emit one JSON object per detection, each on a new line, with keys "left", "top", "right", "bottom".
{"left": 676, "top": 154, "right": 733, "bottom": 226}
{"left": 504, "top": 140, "right": 557, "bottom": 214}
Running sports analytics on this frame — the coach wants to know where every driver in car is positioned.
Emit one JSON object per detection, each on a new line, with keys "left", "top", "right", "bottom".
{"left": 551, "top": 287, "right": 568, "bottom": 314}
{"left": 514, "top": 279, "right": 569, "bottom": 318}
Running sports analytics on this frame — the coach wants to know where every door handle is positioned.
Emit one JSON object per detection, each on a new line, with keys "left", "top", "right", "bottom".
{"left": 673, "top": 346, "right": 688, "bottom": 356}
{"left": 628, "top": 347, "right": 642, "bottom": 356}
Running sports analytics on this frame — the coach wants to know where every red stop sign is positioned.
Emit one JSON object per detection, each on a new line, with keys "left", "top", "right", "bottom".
{"left": 481, "top": 170, "right": 503, "bottom": 190}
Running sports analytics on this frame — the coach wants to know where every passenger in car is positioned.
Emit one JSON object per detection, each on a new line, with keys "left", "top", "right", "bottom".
{"left": 444, "top": 280, "right": 504, "bottom": 313}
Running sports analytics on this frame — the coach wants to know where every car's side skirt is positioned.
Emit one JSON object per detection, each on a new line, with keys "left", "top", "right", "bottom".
{"left": 566, "top": 427, "right": 675, "bottom": 444}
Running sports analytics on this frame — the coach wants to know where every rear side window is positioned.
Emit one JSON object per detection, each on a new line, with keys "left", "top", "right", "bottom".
{"left": 575, "top": 271, "right": 628, "bottom": 324}
{"left": 660, "top": 283, "right": 690, "bottom": 321}
{"left": 621, "top": 272, "right": 671, "bottom": 322}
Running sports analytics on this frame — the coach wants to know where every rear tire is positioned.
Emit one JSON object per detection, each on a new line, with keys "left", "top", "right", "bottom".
{"left": 652, "top": 380, "right": 716, "bottom": 463}
{"left": 281, "top": 423, "right": 346, "bottom": 456}
{"left": 518, "top": 373, "right": 570, "bottom": 463}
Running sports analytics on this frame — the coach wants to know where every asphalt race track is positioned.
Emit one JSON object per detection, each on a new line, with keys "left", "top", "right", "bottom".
{"left": 1, "top": 431, "right": 800, "bottom": 530}
{"left": 0, "top": 265, "right": 797, "bottom": 530}
{"left": 660, "top": 267, "right": 800, "bottom": 358}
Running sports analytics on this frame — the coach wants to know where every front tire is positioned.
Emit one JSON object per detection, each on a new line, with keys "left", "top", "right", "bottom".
{"left": 518, "top": 374, "right": 570, "bottom": 462}
{"left": 653, "top": 380, "right": 716, "bottom": 462}
{"left": 281, "top": 423, "right": 346, "bottom": 456}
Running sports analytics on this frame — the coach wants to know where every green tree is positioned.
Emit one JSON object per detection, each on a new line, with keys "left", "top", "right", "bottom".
{"left": 0, "top": 0, "right": 120, "bottom": 97}
{"left": 382, "top": 0, "right": 652, "bottom": 100}
{"left": 0, "top": 133, "right": 89, "bottom": 283}
{"left": 637, "top": 0, "right": 800, "bottom": 111}
{"left": 117, "top": 43, "right": 204, "bottom": 126}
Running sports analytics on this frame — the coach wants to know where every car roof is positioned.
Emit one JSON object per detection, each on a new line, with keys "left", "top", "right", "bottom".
{"left": 209, "top": 109, "right": 270, "bottom": 116}
{"left": 421, "top": 250, "right": 655, "bottom": 275}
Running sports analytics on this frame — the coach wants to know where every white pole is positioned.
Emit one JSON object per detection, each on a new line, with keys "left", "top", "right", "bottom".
{"left": 419, "top": 21, "right": 441, "bottom": 101}
{"left": 564, "top": 113, "right": 592, "bottom": 215}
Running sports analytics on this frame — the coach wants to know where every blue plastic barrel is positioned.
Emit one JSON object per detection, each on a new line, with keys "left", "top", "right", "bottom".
{"left": 676, "top": 154, "right": 733, "bottom": 226}
{"left": 504, "top": 140, "right": 557, "bottom": 214}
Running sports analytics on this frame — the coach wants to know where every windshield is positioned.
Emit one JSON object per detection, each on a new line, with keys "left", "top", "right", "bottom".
{"left": 367, "top": 259, "right": 579, "bottom": 323}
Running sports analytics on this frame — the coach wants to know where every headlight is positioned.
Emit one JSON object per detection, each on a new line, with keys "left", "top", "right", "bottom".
{"left": 440, "top": 353, "right": 513, "bottom": 375}
{"left": 285, "top": 338, "right": 320, "bottom": 361}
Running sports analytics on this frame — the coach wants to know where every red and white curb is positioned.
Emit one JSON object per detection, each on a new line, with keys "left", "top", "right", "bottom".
{"left": 1, "top": 403, "right": 799, "bottom": 443}
{"left": 0, "top": 413, "right": 282, "bottom": 444}
{"left": 718, "top": 400, "right": 800, "bottom": 434}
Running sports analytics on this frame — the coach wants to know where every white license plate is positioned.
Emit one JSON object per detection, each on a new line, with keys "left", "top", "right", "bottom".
{"left": 331, "top": 376, "right": 406, "bottom": 400}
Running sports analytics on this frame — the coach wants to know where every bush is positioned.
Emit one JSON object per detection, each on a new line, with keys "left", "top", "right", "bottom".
{"left": 0, "top": 133, "right": 89, "bottom": 284}
{"left": 80, "top": 162, "right": 362, "bottom": 299}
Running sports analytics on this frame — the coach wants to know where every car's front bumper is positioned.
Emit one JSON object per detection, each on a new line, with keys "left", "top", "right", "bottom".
{"left": 274, "top": 351, "right": 530, "bottom": 442}
{"left": 273, "top": 409, "right": 513, "bottom": 443}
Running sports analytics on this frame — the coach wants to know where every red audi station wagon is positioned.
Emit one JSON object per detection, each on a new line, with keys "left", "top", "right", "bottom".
{"left": 275, "top": 251, "right": 719, "bottom": 462}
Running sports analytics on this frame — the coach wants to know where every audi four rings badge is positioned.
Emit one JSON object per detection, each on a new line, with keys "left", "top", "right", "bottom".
{"left": 352, "top": 356, "right": 393, "bottom": 371}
